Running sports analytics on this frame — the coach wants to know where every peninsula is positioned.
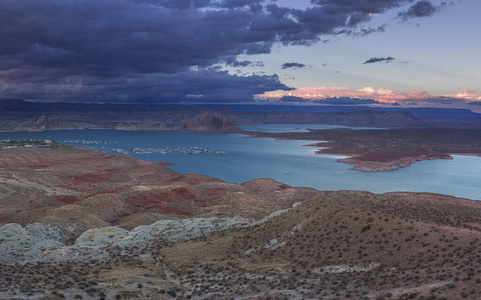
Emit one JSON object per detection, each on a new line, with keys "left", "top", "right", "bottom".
{"left": 247, "top": 127, "right": 481, "bottom": 171}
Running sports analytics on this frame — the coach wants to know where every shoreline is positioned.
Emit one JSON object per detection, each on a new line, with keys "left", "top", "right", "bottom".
{"left": 3, "top": 126, "right": 481, "bottom": 174}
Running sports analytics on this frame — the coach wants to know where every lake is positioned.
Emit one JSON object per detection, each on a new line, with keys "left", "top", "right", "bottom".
{"left": 1, "top": 127, "right": 480, "bottom": 201}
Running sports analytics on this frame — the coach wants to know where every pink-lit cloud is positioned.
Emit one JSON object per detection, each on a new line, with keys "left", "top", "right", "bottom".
{"left": 444, "top": 90, "right": 481, "bottom": 101}
{"left": 257, "top": 87, "right": 481, "bottom": 105}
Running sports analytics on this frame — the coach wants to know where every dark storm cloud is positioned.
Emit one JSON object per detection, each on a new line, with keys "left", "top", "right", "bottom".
{"left": 217, "top": 0, "right": 265, "bottom": 9}
{"left": 311, "top": 0, "right": 409, "bottom": 14}
{"left": 0, "top": 0, "right": 448, "bottom": 102}
{"left": 364, "top": 57, "right": 395, "bottom": 64}
{"left": 0, "top": 69, "right": 290, "bottom": 103}
{"left": 281, "top": 63, "right": 306, "bottom": 70}
{"left": 143, "top": 0, "right": 212, "bottom": 10}
{"left": 398, "top": 1, "right": 448, "bottom": 21}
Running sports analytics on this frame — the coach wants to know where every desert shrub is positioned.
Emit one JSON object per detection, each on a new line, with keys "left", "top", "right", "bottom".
{"left": 361, "top": 224, "right": 371, "bottom": 232}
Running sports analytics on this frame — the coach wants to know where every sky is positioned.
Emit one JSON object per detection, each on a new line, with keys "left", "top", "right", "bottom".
{"left": 0, "top": 0, "right": 480, "bottom": 110}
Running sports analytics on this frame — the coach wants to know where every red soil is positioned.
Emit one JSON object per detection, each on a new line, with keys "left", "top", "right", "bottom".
{"left": 172, "top": 187, "right": 197, "bottom": 200}
{"left": 1, "top": 147, "right": 318, "bottom": 229}
{"left": 53, "top": 195, "right": 79, "bottom": 204}
{"left": 158, "top": 206, "right": 192, "bottom": 216}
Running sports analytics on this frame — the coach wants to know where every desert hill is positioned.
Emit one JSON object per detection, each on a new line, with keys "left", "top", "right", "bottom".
{"left": 162, "top": 191, "right": 481, "bottom": 299}
{"left": 0, "top": 147, "right": 316, "bottom": 238}
{"left": 1, "top": 147, "right": 480, "bottom": 299}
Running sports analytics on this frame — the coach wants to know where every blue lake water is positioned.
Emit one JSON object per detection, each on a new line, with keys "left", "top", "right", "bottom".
{"left": 1, "top": 128, "right": 481, "bottom": 201}
{"left": 240, "top": 124, "right": 383, "bottom": 132}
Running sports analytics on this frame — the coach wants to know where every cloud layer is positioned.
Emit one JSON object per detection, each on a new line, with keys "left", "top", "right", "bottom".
{"left": 259, "top": 87, "right": 481, "bottom": 106}
{"left": 0, "top": 0, "right": 446, "bottom": 102}
{"left": 279, "top": 95, "right": 380, "bottom": 105}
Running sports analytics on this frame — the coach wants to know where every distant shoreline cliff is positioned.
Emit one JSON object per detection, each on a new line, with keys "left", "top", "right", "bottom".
{"left": 14, "top": 115, "right": 96, "bottom": 132}
{"left": 116, "top": 112, "right": 241, "bottom": 132}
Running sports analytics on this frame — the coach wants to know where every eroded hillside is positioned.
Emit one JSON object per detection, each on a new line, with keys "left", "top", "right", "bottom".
{"left": 1, "top": 147, "right": 480, "bottom": 299}
{"left": 0, "top": 147, "right": 317, "bottom": 238}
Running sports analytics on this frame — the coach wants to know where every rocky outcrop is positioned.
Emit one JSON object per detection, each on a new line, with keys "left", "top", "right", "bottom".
{"left": 0, "top": 216, "right": 253, "bottom": 264}
{"left": 186, "top": 112, "right": 241, "bottom": 131}
{"left": 0, "top": 202, "right": 312, "bottom": 264}
{"left": 15, "top": 115, "right": 90, "bottom": 131}
{"left": 116, "top": 113, "right": 240, "bottom": 132}
{"left": 0, "top": 223, "right": 77, "bottom": 264}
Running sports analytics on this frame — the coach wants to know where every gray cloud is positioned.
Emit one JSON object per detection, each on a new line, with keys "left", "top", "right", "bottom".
{"left": 226, "top": 60, "right": 265, "bottom": 68}
{"left": 398, "top": 1, "right": 448, "bottom": 21}
{"left": 364, "top": 57, "right": 395, "bottom": 64}
{"left": 348, "top": 24, "right": 388, "bottom": 37}
{"left": 281, "top": 63, "right": 306, "bottom": 69}
{"left": 0, "top": 0, "right": 449, "bottom": 103}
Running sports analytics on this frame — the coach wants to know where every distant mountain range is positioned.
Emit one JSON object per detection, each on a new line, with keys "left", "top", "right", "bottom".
{"left": 1, "top": 98, "right": 481, "bottom": 127}
{"left": 14, "top": 115, "right": 95, "bottom": 132}
{"left": 8, "top": 113, "right": 241, "bottom": 132}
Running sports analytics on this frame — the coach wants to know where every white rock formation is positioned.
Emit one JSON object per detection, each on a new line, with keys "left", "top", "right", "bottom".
{"left": 0, "top": 216, "right": 254, "bottom": 264}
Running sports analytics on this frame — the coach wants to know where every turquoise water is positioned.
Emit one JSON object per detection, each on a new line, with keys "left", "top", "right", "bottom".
{"left": 1, "top": 128, "right": 480, "bottom": 201}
